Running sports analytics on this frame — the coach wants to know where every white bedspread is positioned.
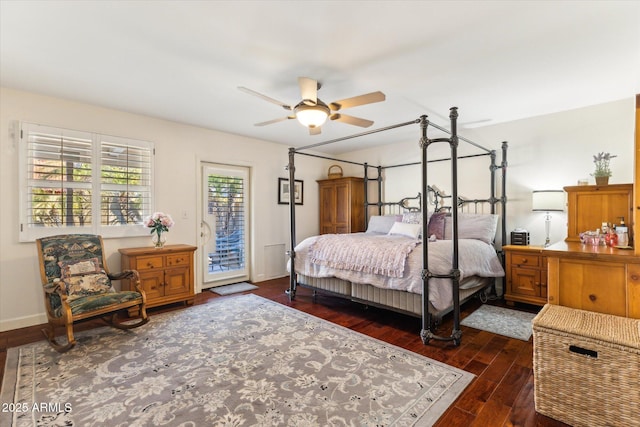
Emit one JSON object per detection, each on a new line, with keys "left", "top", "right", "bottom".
{"left": 308, "top": 233, "right": 419, "bottom": 278}
{"left": 292, "top": 233, "right": 505, "bottom": 311}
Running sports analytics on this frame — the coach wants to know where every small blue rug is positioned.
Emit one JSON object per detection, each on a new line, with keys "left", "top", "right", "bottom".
{"left": 210, "top": 282, "right": 258, "bottom": 295}
{"left": 461, "top": 305, "right": 536, "bottom": 341}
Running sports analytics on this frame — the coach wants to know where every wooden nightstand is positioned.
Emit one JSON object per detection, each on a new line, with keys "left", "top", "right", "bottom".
{"left": 503, "top": 245, "right": 547, "bottom": 306}
{"left": 119, "top": 244, "right": 197, "bottom": 315}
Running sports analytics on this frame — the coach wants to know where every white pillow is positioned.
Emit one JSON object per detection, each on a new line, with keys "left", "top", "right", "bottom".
{"left": 388, "top": 221, "right": 421, "bottom": 239}
{"left": 443, "top": 213, "right": 498, "bottom": 244}
{"left": 366, "top": 215, "right": 403, "bottom": 234}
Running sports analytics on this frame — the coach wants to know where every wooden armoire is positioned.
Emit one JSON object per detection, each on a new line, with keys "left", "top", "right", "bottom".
{"left": 317, "top": 177, "right": 365, "bottom": 234}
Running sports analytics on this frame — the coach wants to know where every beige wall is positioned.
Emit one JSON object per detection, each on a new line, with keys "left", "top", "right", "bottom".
{"left": 0, "top": 87, "right": 326, "bottom": 331}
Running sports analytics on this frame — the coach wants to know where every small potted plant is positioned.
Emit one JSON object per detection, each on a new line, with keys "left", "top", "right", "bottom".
{"left": 591, "top": 152, "right": 616, "bottom": 186}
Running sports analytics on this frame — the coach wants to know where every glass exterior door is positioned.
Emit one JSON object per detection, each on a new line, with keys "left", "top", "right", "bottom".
{"left": 201, "top": 163, "right": 249, "bottom": 286}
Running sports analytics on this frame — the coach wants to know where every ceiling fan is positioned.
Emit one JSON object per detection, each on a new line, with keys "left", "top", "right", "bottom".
{"left": 238, "top": 77, "right": 385, "bottom": 135}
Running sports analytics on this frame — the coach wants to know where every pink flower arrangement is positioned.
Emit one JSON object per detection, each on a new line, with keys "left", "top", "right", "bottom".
{"left": 143, "top": 212, "right": 174, "bottom": 239}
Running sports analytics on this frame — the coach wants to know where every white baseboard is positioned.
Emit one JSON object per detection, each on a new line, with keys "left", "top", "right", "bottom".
{"left": 0, "top": 313, "right": 47, "bottom": 332}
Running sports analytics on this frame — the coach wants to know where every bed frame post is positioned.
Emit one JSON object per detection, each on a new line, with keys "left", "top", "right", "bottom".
{"left": 490, "top": 150, "right": 497, "bottom": 215}
{"left": 419, "top": 115, "right": 432, "bottom": 343}
{"left": 364, "top": 162, "right": 369, "bottom": 221}
{"left": 420, "top": 109, "right": 463, "bottom": 347}
{"left": 377, "top": 166, "right": 383, "bottom": 215}
{"left": 448, "top": 107, "right": 462, "bottom": 346}
{"left": 501, "top": 141, "right": 508, "bottom": 247}
{"left": 286, "top": 147, "right": 297, "bottom": 300}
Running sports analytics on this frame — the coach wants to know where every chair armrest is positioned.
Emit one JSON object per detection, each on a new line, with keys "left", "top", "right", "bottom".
{"left": 43, "top": 280, "right": 61, "bottom": 294}
{"left": 108, "top": 270, "right": 140, "bottom": 282}
{"left": 42, "top": 280, "right": 69, "bottom": 315}
{"left": 109, "top": 270, "right": 145, "bottom": 299}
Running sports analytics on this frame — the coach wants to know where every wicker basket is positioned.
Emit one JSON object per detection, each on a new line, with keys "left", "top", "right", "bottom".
{"left": 327, "top": 165, "right": 343, "bottom": 179}
{"left": 532, "top": 304, "right": 640, "bottom": 427}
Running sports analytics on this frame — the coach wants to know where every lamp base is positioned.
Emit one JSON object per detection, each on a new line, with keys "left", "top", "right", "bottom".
{"left": 544, "top": 213, "right": 552, "bottom": 247}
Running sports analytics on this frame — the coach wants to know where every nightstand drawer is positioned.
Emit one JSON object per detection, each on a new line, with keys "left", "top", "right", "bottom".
{"left": 511, "top": 252, "right": 540, "bottom": 268}
{"left": 166, "top": 253, "right": 190, "bottom": 267}
{"left": 134, "top": 255, "right": 164, "bottom": 270}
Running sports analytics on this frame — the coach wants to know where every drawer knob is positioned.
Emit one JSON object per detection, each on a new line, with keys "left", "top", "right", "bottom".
{"left": 589, "top": 294, "right": 597, "bottom": 302}
{"left": 147, "top": 262, "right": 154, "bottom": 268}
{"left": 521, "top": 259, "right": 527, "bottom": 263}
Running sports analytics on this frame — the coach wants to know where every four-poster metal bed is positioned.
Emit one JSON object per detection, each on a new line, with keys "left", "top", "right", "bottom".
{"left": 286, "top": 108, "right": 508, "bottom": 345}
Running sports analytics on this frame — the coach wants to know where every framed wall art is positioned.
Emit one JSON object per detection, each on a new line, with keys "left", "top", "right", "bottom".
{"left": 278, "top": 178, "right": 303, "bottom": 205}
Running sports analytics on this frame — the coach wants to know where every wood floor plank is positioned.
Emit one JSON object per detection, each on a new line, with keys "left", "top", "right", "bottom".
{"left": 454, "top": 377, "right": 499, "bottom": 416}
{"left": 471, "top": 398, "right": 511, "bottom": 426}
{"left": 491, "top": 364, "right": 532, "bottom": 408}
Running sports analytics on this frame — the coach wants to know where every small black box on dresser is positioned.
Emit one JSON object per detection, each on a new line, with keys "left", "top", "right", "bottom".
{"left": 510, "top": 230, "right": 530, "bottom": 245}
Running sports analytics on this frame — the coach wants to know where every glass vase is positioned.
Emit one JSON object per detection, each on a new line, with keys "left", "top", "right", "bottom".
{"left": 152, "top": 232, "right": 166, "bottom": 248}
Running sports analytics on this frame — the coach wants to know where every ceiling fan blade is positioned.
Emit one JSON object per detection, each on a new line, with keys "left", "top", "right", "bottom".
{"left": 308, "top": 125, "right": 322, "bottom": 135}
{"left": 330, "top": 113, "right": 374, "bottom": 128}
{"left": 238, "top": 86, "right": 292, "bottom": 110}
{"left": 298, "top": 77, "right": 318, "bottom": 106}
{"left": 254, "top": 116, "right": 295, "bottom": 126}
{"left": 329, "top": 91, "right": 386, "bottom": 111}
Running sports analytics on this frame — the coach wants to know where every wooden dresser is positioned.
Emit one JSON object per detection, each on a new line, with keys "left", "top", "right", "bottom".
{"left": 317, "top": 177, "right": 365, "bottom": 234}
{"left": 119, "top": 244, "right": 197, "bottom": 315}
{"left": 564, "top": 183, "right": 633, "bottom": 242}
{"left": 543, "top": 241, "right": 640, "bottom": 319}
{"left": 503, "top": 245, "right": 547, "bottom": 306}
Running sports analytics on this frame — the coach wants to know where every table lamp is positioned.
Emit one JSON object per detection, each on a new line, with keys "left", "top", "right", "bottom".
{"left": 532, "top": 190, "right": 565, "bottom": 246}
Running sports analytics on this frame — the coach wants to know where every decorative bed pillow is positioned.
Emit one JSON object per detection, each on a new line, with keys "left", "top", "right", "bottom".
{"left": 401, "top": 211, "right": 422, "bottom": 225}
{"left": 58, "top": 257, "right": 102, "bottom": 277}
{"left": 427, "top": 211, "right": 449, "bottom": 240}
{"left": 443, "top": 213, "right": 499, "bottom": 244}
{"left": 388, "top": 221, "right": 421, "bottom": 239}
{"left": 366, "top": 215, "right": 403, "bottom": 234}
{"left": 58, "top": 258, "right": 114, "bottom": 301}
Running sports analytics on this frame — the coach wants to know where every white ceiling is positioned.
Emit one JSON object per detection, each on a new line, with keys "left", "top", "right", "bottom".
{"left": 1, "top": 1, "right": 639, "bottom": 154}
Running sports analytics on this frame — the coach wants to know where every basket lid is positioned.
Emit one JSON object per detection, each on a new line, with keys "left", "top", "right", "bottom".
{"left": 533, "top": 304, "right": 640, "bottom": 350}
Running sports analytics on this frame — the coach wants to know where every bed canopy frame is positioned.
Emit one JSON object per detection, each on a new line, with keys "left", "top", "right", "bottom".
{"left": 285, "top": 107, "right": 508, "bottom": 345}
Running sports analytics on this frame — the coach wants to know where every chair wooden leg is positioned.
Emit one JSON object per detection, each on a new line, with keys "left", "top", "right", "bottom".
{"left": 41, "top": 322, "right": 76, "bottom": 353}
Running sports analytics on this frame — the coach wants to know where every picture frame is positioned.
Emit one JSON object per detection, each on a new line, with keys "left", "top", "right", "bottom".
{"left": 278, "top": 178, "right": 303, "bottom": 205}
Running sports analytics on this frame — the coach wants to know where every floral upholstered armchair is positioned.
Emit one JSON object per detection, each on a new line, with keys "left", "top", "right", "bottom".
{"left": 36, "top": 234, "right": 149, "bottom": 352}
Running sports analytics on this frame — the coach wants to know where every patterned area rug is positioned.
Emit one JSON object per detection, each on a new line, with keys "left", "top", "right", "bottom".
{"left": 1, "top": 294, "right": 474, "bottom": 426}
{"left": 461, "top": 304, "right": 537, "bottom": 341}
{"left": 209, "top": 282, "right": 258, "bottom": 295}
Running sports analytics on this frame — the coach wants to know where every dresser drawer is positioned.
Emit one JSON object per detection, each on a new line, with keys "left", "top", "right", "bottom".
{"left": 134, "top": 255, "right": 164, "bottom": 270}
{"left": 510, "top": 252, "right": 540, "bottom": 268}
{"left": 166, "top": 253, "right": 190, "bottom": 267}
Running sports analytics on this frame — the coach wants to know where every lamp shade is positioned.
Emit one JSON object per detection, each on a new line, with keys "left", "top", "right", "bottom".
{"left": 295, "top": 104, "right": 330, "bottom": 127}
{"left": 532, "top": 190, "right": 565, "bottom": 212}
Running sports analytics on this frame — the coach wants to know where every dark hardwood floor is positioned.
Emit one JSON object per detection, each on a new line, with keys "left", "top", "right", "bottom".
{"left": 0, "top": 277, "right": 568, "bottom": 427}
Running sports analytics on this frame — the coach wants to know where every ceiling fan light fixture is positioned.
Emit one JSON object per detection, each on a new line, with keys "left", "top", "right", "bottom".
{"left": 294, "top": 102, "right": 330, "bottom": 128}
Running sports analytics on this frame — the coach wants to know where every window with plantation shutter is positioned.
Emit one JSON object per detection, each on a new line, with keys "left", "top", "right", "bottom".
{"left": 19, "top": 122, "right": 154, "bottom": 241}
{"left": 100, "top": 135, "right": 152, "bottom": 227}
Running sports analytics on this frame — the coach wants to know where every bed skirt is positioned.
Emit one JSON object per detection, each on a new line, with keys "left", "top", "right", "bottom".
{"left": 296, "top": 274, "right": 491, "bottom": 320}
